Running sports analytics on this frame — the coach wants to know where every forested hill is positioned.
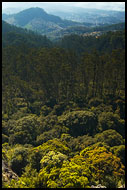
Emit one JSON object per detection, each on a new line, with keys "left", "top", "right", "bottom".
{"left": 47, "top": 22, "right": 125, "bottom": 41}
{"left": 2, "top": 7, "right": 83, "bottom": 36}
{"left": 2, "top": 20, "right": 125, "bottom": 54}
{"left": 57, "top": 30, "right": 125, "bottom": 54}
{"left": 2, "top": 7, "right": 81, "bottom": 27}
{"left": 2, "top": 21, "right": 52, "bottom": 48}
{"left": 2, "top": 18, "right": 125, "bottom": 188}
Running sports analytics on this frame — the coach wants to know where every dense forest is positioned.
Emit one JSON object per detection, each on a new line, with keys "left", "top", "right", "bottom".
{"left": 2, "top": 21, "right": 125, "bottom": 188}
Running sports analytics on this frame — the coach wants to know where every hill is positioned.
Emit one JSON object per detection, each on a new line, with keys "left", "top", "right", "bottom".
{"left": 2, "top": 20, "right": 52, "bottom": 48}
{"left": 48, "top": 22, "right": 125, "bottom": 41}
{"left": 2, "top": 7, "right": 84, "bottom": 36}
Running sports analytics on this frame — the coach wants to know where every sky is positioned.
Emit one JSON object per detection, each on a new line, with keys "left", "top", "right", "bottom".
{"left": 2, "top": 2, "right": 125, "bottom": 14}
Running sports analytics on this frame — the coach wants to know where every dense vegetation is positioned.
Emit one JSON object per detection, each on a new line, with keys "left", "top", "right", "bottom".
{"left": 47, "top": 22, "right": 125, "bottom": 41}
{"left": 2, "top": 21, "right": 125, "bottom": 188}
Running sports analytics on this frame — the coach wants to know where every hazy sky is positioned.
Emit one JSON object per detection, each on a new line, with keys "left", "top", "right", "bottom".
{"left": 2, "top": 2, "right": 125, "bottom": 14}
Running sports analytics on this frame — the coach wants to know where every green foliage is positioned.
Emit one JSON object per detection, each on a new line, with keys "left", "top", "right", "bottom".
{"left": 11, "top": 165, "right": 39, "bottom": 188}
{"left": 89, "top": 103, "right": 113, "bottom": 116}
{"left": 40, "top": 151, "right": 67, "bottom": 168}
{"left": 27, "top": 149, "right": 43, "bottom": 172}
{"left": 9, "top": 114, "right": 39, "bottom": 145}
{"left": 60, "top": 133, "right": 73, "bottom": 143}
{"left": 101, "top": 175, "right": 118, "bottom": 188}
{"left": 40, "top": 105, "right": 52, "bottom": 116}
{"left": 9, "top": 166, "right": 39, "bottom": 189}
{"left": 58, "top": 158, "right": 90, "bottom": 188}
{"left": 37, "top": 151, "right": 68, "bottom": 188}
{"left": 2, "top": 21, "right": 52, "bottom": 48}
{"left": 37, "top": 114, "right": 58, "bottom": 134}
{"left": 9, "top": 131, "right": 32, "bottom": 145}
{"left": 36, "top": 125, "right": 68, "bottom": 146}
{"left": 2, "top": 18, "right": 125, "bottom": 188}
{"left": 58, "top": 110, "right": 98, "bottom": 136}
{"left": 2, "top": 134, "right": 9, "bottom": 143}
{"left": 94, "top": 129, "right": 124, "bottom": 147}
{"left": 10, "top": 146, "right": 29, "bottom": 176}
{"left": 2, "top": 120, "right": 9, "bottom": 135}
{"left": 2, "top": 149, "right": 7, "bottom": 161}
{"left": 70, "top": 135, "right": 95, "bottom": 152}
{"left": 2, "top": 143, "right": 11, "bottom": 161}
{"left": 59, "top": 31, "right": 125, "bottom": 54}
{"left": 114, "top": 98, "right": 125, "bottom": 119}
{"left": 98, "top": 112, "right": 125, "bottom": 136}
{"left": 52, "top": 102, "right": 66, "bottom": 116}
{"left": 34, "top": 139, "right": 70, "bottom": 155}
{"left": 89, "top": 97, "right": 103, "bottom": 107}
{"left": 38, "top": 152, "right": 90, "bottom": 188}
{"left": 110, "top": 145, "right": 125, "bottom": 165}
{"left": 29, "top": 101, "right": 43, "bottom": 115}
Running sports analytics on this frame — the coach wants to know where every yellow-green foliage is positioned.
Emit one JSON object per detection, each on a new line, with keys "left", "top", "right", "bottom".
{"left": 40, "top": 151, "right": 67, "bottom": 168}
{"left": 2, "top": 143, "right": 11, "bottom": 161}
{"left": 33, "top": 138, "right": 70, "bottom": 155}
{"left": 38, "top": 153, "right": 90, "bottom": 188}
{"left": 58, "top": 156, "right": 91, "bottom": 188}
{"left": 5, "top": 165, "right": 39, "bottom": 188}
{"left": 38, "top": 151, "right": 68, "bottom": 188}
{"left": 80, "top": 146, "right": 125, "bottom": 185}
{"left": 110, "top": 145, "right": 125, "bottom": 165}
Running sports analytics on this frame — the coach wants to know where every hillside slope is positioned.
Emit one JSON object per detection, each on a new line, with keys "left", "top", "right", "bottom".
{"left": 2, "top": 7, "right": 84, "bottom": 35}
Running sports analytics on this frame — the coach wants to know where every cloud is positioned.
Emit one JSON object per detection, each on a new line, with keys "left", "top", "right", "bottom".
{"left": 73, "top": 2, "right": 125, "bottom": 11}
{"left": 2, "top": 2, "right": 125, "bottom": 13}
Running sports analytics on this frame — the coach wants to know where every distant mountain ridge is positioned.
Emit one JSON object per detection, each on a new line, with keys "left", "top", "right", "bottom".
{"left": 2, "top": 7, "right": 125, "bottom": 41}
{"left": 3, "top": 7, "right": 63, "bottom": 26}
{"left": 49, "top": 7, "right": 125, "bottom": 24}
{"left": 2, "top": 7, "right": 84, "bottom": 33}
